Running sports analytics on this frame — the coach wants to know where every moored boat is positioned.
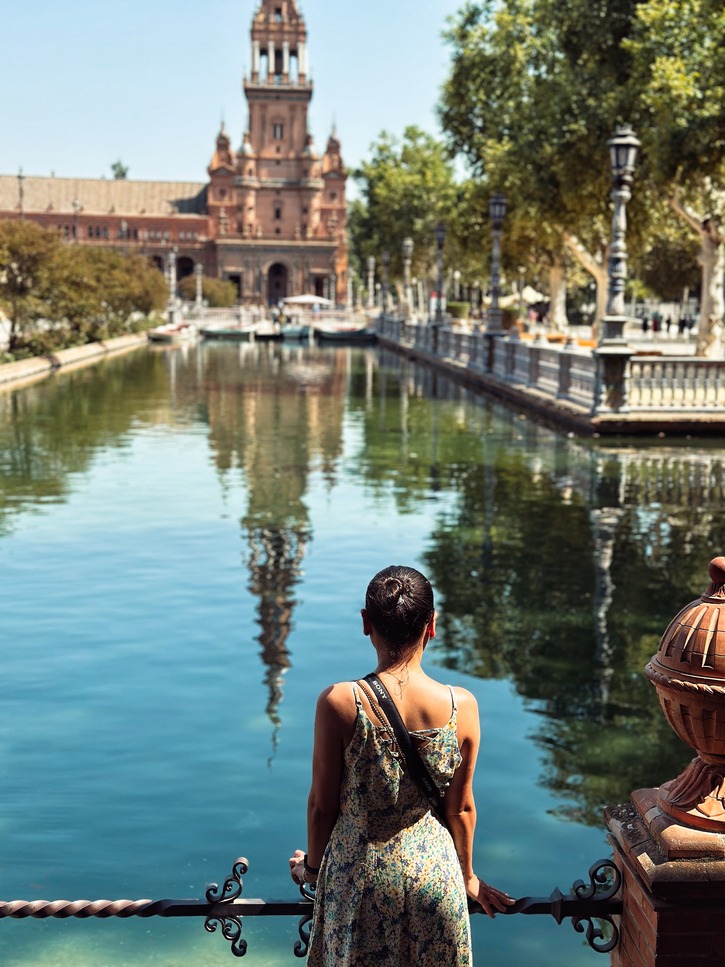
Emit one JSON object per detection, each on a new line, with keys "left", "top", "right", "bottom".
{"left": 280, "top": 324, "right": 311, "bottom": 340}
{"left": 200, "top": 322, "right": 256, "bottom": 341}
{"left": 313, "top": 323, "right": 377, "bottom": 344}
{"left": 252, "top": 320, "right": 282, "bottom": 341}
{"left": 147, "top": 322, "right": 196, "bottom": 344}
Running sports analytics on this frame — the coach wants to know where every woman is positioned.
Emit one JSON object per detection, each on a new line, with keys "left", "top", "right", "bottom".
{"left": 290, "top": 565, "right": 513, "bottom": 966}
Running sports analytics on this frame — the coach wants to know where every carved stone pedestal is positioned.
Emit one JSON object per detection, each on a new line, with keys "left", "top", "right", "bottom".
{"left": 606, "top": 789, "right": 725, "bottom": 967}
{"left": 607, "top": 558, "right": 725, "bottom": 966}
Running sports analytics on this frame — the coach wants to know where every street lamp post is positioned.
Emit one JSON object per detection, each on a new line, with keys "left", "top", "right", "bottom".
{"left": 402, "top": 237, "right": 414, "bottom": 318}
{"left": 366, "top": 256, "right": 376, "bottom": 310}
{"left": 600, "top": 125, "right": 641, "bottom": 344}
{"left": 167, "top": 247, "right": 178, "bottom": 324}
{"left": 17, "top": 169, "right": 24, "bottom": 221}
{"left": 517, "top": 266, "right": 527, "bottom": 329}
{"left": 432, "top": 221, "right": 446, "bottom": 353}
{"left": 487, "top": 192, "right": 507, "bottom": 332}
{"left": 434, "top": 221, "right": 446, "bottom": 325}
{"left": 594, "top": 125, "right": 640, "bottom": 414}
{"left": 453, "top": 269, "right": 461, "bottom": 302}
{"left": 72, "top": 199, "right": 81, "bottom": 243}
{"left": 381, "top": 250, "right": 390, "bottom": 316}
{"left": 194, "top": 263, "right": 204, "bottom": 309}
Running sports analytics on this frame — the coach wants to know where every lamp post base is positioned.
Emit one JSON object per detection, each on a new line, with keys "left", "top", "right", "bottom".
{"left": 486, "top": 308, "right": 504, "bottom": 333}
{"left": 600, "top": 314, "right": 628, "bottom": 345}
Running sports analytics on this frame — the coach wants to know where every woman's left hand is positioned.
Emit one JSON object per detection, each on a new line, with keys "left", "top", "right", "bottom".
{"left": 465, "top": 874, "right": 515, "bottom": 918}
{"left": 289, "top": 849, "right": 306, "bottom": 885}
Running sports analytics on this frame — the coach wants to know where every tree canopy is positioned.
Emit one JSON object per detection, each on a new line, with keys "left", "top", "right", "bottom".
{"left": 0, "top": 221, "right": 166, "bottom": 357}
{"left": 349, "top": 126, "right": 458, "bottom": 285}
{"left": 348, "top": 0, "right": 724, "bottom": 341}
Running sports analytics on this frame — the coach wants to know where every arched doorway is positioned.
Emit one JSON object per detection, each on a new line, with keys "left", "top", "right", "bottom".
{"left": 267, "top": 263, "right": 288, "bottom": 305}
{"left": 177, "top": 256, "right": 194, "bottom": 280}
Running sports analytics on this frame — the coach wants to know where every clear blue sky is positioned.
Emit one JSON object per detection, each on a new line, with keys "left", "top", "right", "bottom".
{"left": 3, "top": 0, "right": 463, "bottom": 184}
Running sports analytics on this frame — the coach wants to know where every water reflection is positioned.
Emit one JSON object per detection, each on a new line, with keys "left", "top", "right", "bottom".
{"left": 247, "top": 524, "right": 309, "bottom": 758}
{"left": 173, "top": 342, "right": 349, "bottom": 754}
{"left": 0, "top": 352, "right": 170, "bottom": 532}
{"left": 3, "top": 342, "right": 724, "bottom": 823}
{"left": 368, "top": 352, "right": 725, "bottom": 822}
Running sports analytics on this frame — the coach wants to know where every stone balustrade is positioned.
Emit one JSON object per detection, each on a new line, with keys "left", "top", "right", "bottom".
{"left": 376, "top": 317, "right": 725, "bottom": 433}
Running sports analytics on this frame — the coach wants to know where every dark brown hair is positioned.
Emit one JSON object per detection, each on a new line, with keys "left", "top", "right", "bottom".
{"left": 364, "top": 565, "right": 434, "bottom": 655}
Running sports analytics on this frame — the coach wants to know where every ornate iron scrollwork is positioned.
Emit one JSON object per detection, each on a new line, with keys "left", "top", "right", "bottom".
{"left": 206, "top": 857, "right": 249, "bottom": 903}
{"left": 503, "top": 858, "right": 622, "bottom": 954}
{"left": 572, "top": 859, "right": 622, "bottom": 902}
{"left": 570, "top": 859, "right": 622, "bottom": 953}
{"left": 204, "top": 857, "right": 250, "bottom": 957}
{"left": 204, "top": 914, "right": 247, "bottom": 958}
{"left": 294, "top": 881, "right": 315, "bottom": 956}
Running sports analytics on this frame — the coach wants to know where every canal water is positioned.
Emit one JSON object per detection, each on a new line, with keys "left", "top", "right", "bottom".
{"left": 0, "top": 340, "right": 721, "bottom": 967}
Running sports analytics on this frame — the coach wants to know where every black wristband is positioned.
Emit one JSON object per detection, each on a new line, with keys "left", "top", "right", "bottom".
{"left": 303, "top": 854, "right": 320, "bottom": 876}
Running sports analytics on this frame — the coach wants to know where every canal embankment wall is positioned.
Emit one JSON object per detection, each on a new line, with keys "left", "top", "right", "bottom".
{"left": 376, "top": 317, "right": 725, "bottom": 436}
{"left": 0, "top": 333, "right": 148, "bottom": 391}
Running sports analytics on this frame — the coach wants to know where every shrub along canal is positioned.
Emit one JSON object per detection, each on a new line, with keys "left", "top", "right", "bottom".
{"left": 0, "top": 339, "right": 716, "bottom": 966}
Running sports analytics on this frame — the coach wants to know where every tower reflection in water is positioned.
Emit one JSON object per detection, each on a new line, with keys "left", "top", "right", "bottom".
{"left": 200, "top": 341, "right": 347, "bottom": 754}
{"left": 247, "top": 522, "right": 309, "bottom": 758}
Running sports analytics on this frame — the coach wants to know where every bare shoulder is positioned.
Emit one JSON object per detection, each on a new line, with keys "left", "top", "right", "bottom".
{"left": 451, "top": 685, "right": 481, "bottom": 741}
{"left": 316, "top": 681, "right": 357, "bottom": 722}
{"left": 451, "top": 685, "right": 478, "bottom": 712}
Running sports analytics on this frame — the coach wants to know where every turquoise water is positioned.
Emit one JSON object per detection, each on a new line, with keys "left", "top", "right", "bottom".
{"left": 0, "top": 340, "right": 718, "bottom": 966}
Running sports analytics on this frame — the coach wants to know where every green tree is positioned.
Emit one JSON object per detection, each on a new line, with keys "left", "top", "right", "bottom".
{"left": 0, "top": 221, "right": 65, "bottom": 351}
{"left": 111, "top": 160, "right": 129, "bottom": 180}
{"left": 349, "top": 127, "right": 458, "bottom": 297}
{"left": 633, "top": 213, "right": 700, "bottom": 302}
{"left": 178, "top": 274, "right": 237, "bottom": 307}
{"left": 0, "top": 222, "right": 166, "bottom": 356}
{"left": 440, "top": 0, "right": 647, "bottom": 331}
{"left": 625, "top": 0, "right": 725, "bottom": 353}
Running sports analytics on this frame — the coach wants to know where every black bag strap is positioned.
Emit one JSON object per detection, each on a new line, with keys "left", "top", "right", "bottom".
{"left": 362, "top": 673, "right": 445, "bottom": 818}
{"left": 361, "top": 676, "right": 484, "bottom": 915}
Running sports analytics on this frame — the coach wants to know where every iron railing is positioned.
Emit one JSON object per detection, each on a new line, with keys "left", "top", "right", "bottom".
{"left": 0, "top": 855, "right": 623, "bottom": 958}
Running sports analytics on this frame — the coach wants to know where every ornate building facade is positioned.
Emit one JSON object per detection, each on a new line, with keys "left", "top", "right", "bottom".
{"left": 0, "top": 0, "right": 347, "bottom": 305}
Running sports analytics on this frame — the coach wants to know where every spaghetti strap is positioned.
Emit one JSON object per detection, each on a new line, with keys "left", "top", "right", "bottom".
{"left": 448, "top": 685, "right": 457, "bottom": 713}
{"left": 351, "top": 681, "right": 362, "bottom": 709}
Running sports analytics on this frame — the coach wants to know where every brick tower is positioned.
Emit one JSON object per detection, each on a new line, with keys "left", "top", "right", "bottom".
{"left": 208, "top": 0, "right": 348, "bottom": 304}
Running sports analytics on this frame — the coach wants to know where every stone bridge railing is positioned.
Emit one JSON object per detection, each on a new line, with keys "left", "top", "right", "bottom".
{"left": 377, "top": 318, "right": 725, "bottom": 431}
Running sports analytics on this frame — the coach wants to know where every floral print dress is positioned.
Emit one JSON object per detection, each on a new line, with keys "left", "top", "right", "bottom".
{"left": 307, "top": 682, "right": 470, "bottom": 967}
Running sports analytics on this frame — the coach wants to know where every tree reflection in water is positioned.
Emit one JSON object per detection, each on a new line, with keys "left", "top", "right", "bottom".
{"left": 358, "top": 353, "right": 725, "bottom": 825}
{"left": 3, "top": 343, "right": 723, "bottom": 823}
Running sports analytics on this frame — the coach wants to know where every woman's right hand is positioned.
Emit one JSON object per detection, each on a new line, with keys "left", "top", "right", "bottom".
{"left": 289, "top": 849, "right": 306, "bottom": 885}
{"left": 465, "top": 875, "right": 516, "bottom": 918}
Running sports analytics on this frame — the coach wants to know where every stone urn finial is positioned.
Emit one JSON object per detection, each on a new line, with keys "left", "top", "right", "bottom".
{"left": 646, "top": 556, "right": 725, "bottom": 830}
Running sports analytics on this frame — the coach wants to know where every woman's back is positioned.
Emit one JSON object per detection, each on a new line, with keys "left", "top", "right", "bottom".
{"left": 291, "top": 564, "right": 513, "bottom": 967}
{"left": 307, "top": 681, "right": 470, "bottom": 967}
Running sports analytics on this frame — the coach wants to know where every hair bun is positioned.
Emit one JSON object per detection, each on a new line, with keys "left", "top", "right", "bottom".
{"left": 384, "top": 577, "right": 403, "bottom": 604}
{"left": 365, "top": 565, "right": 435, "bottom": 652}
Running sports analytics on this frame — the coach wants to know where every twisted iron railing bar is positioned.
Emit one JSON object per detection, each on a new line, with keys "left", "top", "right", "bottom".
{"left": 0, "top": 856, "right": 625, "bottom": 957}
